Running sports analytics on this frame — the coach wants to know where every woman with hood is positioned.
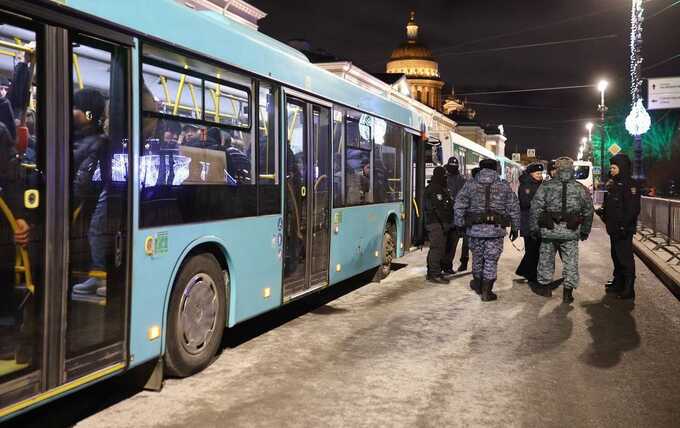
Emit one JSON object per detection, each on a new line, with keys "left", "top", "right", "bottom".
{"left": 424, "top": 166, "right": 453, "bottom": 284}
{"left": 454, "top": 159, "right": 521, "bottom": 301}
{"left": 596, "top": 153, "right": 640, "bottom": 299}
{"left": 515, "top": 162, "right": 544, "bottom": 282}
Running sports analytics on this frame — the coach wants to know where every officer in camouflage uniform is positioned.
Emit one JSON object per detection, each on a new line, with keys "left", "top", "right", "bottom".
{"left": 454, "top": 159, "right": 521, "bottom": 301}
{"left": 530, "top": 157, "right": 594, "bottom": 303}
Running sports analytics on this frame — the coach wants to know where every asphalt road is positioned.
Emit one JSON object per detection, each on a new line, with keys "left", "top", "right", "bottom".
{"left": 9, "top": 220, "right": 680, "bottom": 427}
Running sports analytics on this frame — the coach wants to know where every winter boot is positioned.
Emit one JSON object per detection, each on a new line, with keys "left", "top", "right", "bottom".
{"left": 426, "top": 275, "right": 449, "bottom": 285}
{"left": 469, "top": 277, "right": 481, "bottom": 294}
{"left": 606, "top": 277, "right": 624, "bottom": 293}
{"left": 529, "top": 281, "right": 552, "bottom": 297}
{"left": 563, "top": 287, "right": 574, "bottom": 304}
{"left": 480, "top": 280, "right": 498, "bottom": 302}
{"left": 617, "top": 277, "right": 635, "bottom": 300}
{"left": 457, "top": 260, "right": 469, "bottom": 272}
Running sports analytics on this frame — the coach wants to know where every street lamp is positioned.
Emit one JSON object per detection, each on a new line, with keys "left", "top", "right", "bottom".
{"left": 597, "top": 80, "right": 609, "bottom": 188}
{"left": 585, "top": 123, "right": 593, "bottom": 162}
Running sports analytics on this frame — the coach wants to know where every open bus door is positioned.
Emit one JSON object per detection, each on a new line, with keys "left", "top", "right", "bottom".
{"left": 410, "top": 133, "right": 427, "bottom": 247}
{"left": 0, "top": 5, "right": 131, "bottom": 416}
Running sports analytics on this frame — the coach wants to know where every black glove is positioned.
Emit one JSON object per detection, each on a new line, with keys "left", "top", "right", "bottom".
{"left": 580, "top": 233, "right": 588, "bottom": 241}
{"left": 510, "top": 228, "right": 519, "bottom": 241}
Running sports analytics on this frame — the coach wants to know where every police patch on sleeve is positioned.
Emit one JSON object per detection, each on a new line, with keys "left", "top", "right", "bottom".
{"left": 631, "top": 187, "right": 637, "bottom": 195}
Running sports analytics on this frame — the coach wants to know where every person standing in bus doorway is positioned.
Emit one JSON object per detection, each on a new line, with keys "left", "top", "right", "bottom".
{"left": 515, "top": 162, "right": 544, "bottom": 282}
{"left": 596, "top": 153, "right": 640, "bottom": 299}
{"left": 441, "top": 156, "right": 467, "bottom": 275}
{"left": 424, "top": 166, "right": 453, "bottom": 284}
{"left": 71, "top": 89, "right": 111, "bottom": 297}
{"left": 530, "top": 157, "right": 594, "bottom": 303}
{"left": 454, "top": 159, "right": 520, "bottom": 301}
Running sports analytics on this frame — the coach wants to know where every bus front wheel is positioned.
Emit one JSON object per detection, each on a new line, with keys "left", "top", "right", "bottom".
{"left": 373, "top": 226, "right": 396, "bottom": 282}
{"left": 165, "top": 253, "right": 227, "bottom": 377}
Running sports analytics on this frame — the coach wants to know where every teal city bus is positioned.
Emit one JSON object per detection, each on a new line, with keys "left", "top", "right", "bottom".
{"left": 0, "top": 0, "right": 422, "bottom": 419}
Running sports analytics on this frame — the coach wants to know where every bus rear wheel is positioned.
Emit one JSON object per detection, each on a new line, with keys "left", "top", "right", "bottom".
{"left": 373, "top": 226, "right": 396, "bottom": 281}
{"left": 165, "top": 253, "right": 227, "bottom": 377}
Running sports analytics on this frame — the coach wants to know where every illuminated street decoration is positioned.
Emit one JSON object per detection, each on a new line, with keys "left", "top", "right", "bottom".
{"left": 625, "top": 99, "right": 651, "bottom": 136}
{"left": 625, "top": 0, "right": 650, "bottom": 137}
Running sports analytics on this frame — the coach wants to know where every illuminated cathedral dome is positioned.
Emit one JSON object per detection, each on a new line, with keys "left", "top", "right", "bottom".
{"left": 386, "top": 11, "right": 444, "bottom": 110}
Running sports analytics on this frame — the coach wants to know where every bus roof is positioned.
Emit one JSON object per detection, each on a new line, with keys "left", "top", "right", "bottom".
{"left": 62, "top": 0, "right": 419, "bottom": 130}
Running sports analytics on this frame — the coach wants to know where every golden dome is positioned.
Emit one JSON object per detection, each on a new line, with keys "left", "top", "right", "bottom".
{"left": 387, "top": 11, "right": 440, "bottom": 80}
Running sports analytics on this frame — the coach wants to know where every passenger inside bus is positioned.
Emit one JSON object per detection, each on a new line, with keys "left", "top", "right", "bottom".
{"left": 0, "top": 39, "right": 37, "bottom": 374}
{"left": 70, "top": 88, "right": 111, "bottom": 297}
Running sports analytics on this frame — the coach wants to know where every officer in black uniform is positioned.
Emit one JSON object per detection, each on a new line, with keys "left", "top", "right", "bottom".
{"left": 596, "top": 153, "right": 640, "bottom": 299}
{"left": 424, "top": 166, "right": 453, "bottom": 284}
{"left": 442, "top": 156, "right": 467, "bottom": 274}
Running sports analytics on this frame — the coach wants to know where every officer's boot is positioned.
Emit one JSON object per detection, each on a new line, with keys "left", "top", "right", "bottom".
{"left": 563, "top": 287, "right": 574, "bottom": 304}
{"left": 426, "top": 274, "right": 449, "bottom": 285}
{"left": 480, "top": 280, "right": 498, "bottom": 302}
{"left": 605, "top": 277, "right": 623, "bottom": 293}
{"left": 617, "top": 276, "right": 635, "bottom": 300}
{"left": 469, "top": 276, "right": 481, "bottom": 294}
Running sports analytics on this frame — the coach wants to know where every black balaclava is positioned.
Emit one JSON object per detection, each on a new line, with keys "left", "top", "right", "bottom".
{"left": 445, "top": 156, "right": 459, "bottom": 176}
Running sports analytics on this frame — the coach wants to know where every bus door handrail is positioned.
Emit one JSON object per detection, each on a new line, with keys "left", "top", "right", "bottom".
{"left": 0, "top": 196, "right": 35, "bottom": 294}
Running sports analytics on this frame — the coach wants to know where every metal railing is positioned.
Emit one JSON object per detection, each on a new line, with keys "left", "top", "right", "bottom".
{"left": 638, "top": 196, "right": 680, "bottom": 263}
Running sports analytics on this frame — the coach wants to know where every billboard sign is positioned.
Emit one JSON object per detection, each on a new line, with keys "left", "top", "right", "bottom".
{"left": 649, "top": 77, "right": 680, "bottom": 110}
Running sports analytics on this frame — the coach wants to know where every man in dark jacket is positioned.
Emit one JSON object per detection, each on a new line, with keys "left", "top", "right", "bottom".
{"left": 454, "top": 159, "right": 521, "bottom": 301}
{"left": 596, "top": 153, "right": 640, "bottom": 299}
{"left": 442, "top": 156, "right": 467, "bottom": 274}
{"left": 515, "top": 162, "right": 544, "bottom": 281}
{"left": 424, "top": 166, "right": 453, "bottom": 284}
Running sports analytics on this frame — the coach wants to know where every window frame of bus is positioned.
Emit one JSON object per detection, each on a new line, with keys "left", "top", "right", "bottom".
{"left": 343, "top": 114, "right": 373, "bottom": 207}
{"left": 256, "top": 80, "right": 280, "bottom": 216}
{"left": 138, "top": 46, "right": 264, "bottom": 228}
{"left": 140, "top": 56, "right": 252, "bottom": 131}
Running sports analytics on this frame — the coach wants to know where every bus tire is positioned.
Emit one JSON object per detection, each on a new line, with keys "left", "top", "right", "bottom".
{"left": 373, "top": 226, "right": 396, "bottom": 282}
{"left": 165, "top": 253, "right": 227, "bottom": 378}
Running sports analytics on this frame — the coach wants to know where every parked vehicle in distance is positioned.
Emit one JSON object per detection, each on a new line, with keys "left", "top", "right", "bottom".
{"left": 574, "top": 160, "right": 593, "bottom": 194}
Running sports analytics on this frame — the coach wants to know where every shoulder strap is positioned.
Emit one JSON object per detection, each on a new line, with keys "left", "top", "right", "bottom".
{"left": 485, "top": 184, "right": 491, "bottom": 212}
{"left": 561, "top": 181, "right": 567, "bottom": 217}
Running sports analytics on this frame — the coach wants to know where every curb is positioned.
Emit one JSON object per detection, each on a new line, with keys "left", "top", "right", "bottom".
{"left": 633, "top": 236, "right": 680, "bottom": 301}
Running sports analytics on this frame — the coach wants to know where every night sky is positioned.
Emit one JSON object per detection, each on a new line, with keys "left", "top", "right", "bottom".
{"left": 249, "top": 0, "right": 679, "bottom": 160}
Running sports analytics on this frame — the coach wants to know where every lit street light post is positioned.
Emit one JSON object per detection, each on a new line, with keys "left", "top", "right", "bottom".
{"left": 597, "top": 80, "right": 608, "bottom": 188}
{"left": 585, "top": 122, "right": 593, "bottom": 162}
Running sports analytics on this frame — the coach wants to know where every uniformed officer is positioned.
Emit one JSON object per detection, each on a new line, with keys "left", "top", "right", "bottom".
{"left": 442, "top": 156, "right": 467, "bottom": 275}
{"left": 454, "top": 159, "right": 521, "bottom": 301}
{"left": 596, "top": 153, "right": 640, "bottom": 299}
{"left": 530, "top": 157, "right": 594, "bottom": 303}
{"left": 515, "top": 162, "right": 544, "bottom": 282}
{"left": 424, "top": 166, "right": 453, "bottom": 284}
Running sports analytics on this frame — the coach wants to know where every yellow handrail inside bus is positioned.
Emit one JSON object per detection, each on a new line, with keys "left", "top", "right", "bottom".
{"left": 0, "top": 196, "right": 35, "bottom": 294}
{"left": 412, "top": 197, "right": 420, "bottom": 218}
{"left": 72, "top": 53, "right": 84, "bottom": 90}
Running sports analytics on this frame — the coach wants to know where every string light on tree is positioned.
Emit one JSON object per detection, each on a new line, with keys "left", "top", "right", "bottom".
{"left": 625, "top": 0, "right": 650, "bottom": 180}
